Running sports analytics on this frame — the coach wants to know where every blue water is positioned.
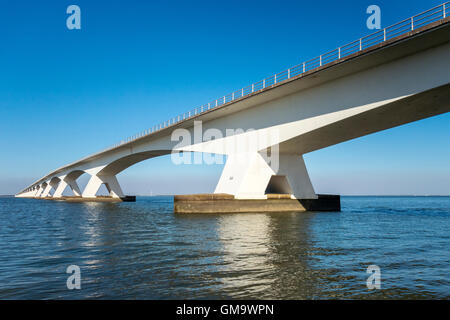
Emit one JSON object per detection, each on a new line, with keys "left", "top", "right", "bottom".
{"left": 0, "top": 196, "right": 449, "bottom": 299}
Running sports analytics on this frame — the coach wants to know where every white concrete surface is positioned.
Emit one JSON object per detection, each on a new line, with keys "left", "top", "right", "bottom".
{"left": 15, "top": 23, "right": 450, "bottom": 200}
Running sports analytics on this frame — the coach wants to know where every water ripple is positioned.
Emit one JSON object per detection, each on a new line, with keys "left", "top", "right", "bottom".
{"left": 0, "top": 196, "right": 449, "bottom": 299}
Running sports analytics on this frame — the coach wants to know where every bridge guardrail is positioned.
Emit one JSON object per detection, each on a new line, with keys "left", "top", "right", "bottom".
{"left": 91, "top": 2, "right": 450, "bottom": 152}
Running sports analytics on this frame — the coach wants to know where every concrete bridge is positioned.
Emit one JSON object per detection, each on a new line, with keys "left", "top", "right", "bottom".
{"left": 16, "top": 3, "right": 450, "bottom": 211}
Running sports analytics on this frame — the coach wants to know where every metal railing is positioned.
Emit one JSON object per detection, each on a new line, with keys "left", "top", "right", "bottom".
{"left": 101, "top": 2, "right": 449, "bottom": 152}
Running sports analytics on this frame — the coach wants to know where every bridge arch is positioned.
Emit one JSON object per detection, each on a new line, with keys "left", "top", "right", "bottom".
{"left": 64, "top": 149, "right": 217, "bottom": 198}
{"left": 96, "top": 150, "right": 172, "bottom": 177}
{"left": 49, "top": 177, "right": 61, "bottom": 184}
{"left": 66, "top": 170, "right": 86, "bottom": 181}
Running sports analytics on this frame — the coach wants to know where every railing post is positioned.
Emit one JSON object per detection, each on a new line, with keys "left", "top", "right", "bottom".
{"left": 287, "top": 68, "right": 290, "bottom": 79}
{"left": 274, "top": 74, "right": 277, "bottom": 84}
{"left": 411, "top": 17, "right": 414, "bottom": 30}
{"left": 338, "top": 47, "right": 341, "bottom": 59}
{"left": 319, "top": 55, "right": 322, "bottom": 66}
{"left": 303, "top": 62, "right": 305, "bottom": 73}
{"left": 252, "top": 84, "right": 254, "bottom": 93}
{"left": 232, "top": 92, "right": 234, "bottom": 100}
{"left": 241, "top": 88, "right": 244, "bottom": 96}
{"left": 263, "top": 79, "right": 265, "bottom": 88}
{"left": 444, "top": 3, "right": 446, "bottom": 18}
{"left": 215, "top": 100, "right": 218, "bottom": 107}
{"left": 383, "top": 28, "right": 386, "bottom": 41}
{"left": 359, "top": 38, "right": 362, "bottom": 51}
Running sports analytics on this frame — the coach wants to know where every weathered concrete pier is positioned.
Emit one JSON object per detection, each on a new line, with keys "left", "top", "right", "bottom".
{"left": 174, "top": 194, "right": 340, "bottom": 213}
{"left": 38, "top": 196, "right": 136, "bottom": 203}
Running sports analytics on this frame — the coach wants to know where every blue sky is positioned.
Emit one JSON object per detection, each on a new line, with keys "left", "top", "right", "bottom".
{"left": 1, "top": 0, "right": 449, "bottom": 195}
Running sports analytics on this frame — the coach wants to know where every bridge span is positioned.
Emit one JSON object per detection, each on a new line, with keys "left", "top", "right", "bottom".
{"left": 16, "top": 3, "right": 450, "bottom": 212}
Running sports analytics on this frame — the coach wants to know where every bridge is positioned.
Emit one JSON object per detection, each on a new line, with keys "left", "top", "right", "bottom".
{"left": 16, "top": 3, "right": 450, "bottom": 212}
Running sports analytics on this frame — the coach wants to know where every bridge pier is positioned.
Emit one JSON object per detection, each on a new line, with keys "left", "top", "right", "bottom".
{"left": 53, "top": 176, "right": 82, "bottom": 198}
{"left": 33, "top": 186, "right": 42, "bottom": 197}
{"left": 214, "top": 153, "right": 317, "bottom": 200}
{"left": 35, "top": 186, "right": 42, "bottom": 197}
{"left": 28, "top": 170, "right": 133, "bottom": 202}
{"left": 41, "top": 182, "right": 52, "bottom": 198}
{"left": 67, "top": 179, "right": 82, "bottom": 197}
{"left": 82, "top": 174, "right": 124, "bottom": 198}
{"left": 174, "top": 194, "right": 340, "bottom": 213}
{"left": 173, "top": 152, "right": 336, "bottom": 213}
{"left": 53, "top": 179, "right": 67, "bottom": 198}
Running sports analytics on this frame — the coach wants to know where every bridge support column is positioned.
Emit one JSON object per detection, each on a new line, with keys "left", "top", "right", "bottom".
{"left": 48, "top": 179, "right": 60, "bottom": 198}
{"left": 277, "top": 154, "right": 317, "bottom": 200}
{"left": 67, "top": 179, "right": 82, "bottom": 197}
{"left": 214, "top": 152, "right": 317, "bottom": 199}
{"left": 53, "top": 176, "right": 82, "bottom": 198}
{"left": 215, "top": 152, "right": 273, "bottom": 199}
{"left": 53, "top": 179, "right": 67, "bottom": 198}
{"left": 53, "top": 183, "right": 66, "bottom": 198}
{"left": 82, "top": 174, "right": 124, "bottom": 198}
{"left": 41, "top": 183, "right": 53, "bottom": 198}
{"left": 35, "top": 186, "right": 43, "bottom": 197}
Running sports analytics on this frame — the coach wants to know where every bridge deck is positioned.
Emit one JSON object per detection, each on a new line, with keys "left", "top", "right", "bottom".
{"left": 18, "top": 2, "right": 450, "bottom": 195}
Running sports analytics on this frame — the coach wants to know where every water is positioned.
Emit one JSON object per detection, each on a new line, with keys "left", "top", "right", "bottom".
{"left": 0, "top": 196, "right": 449, "bottom": 299}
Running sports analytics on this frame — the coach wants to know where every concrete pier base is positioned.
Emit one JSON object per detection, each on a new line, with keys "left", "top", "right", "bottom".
{"left": 37, "top": 196, "right": 136, "bottom": 202}
{"left": 174, "top": 194, "right": 340, "bottom": 213}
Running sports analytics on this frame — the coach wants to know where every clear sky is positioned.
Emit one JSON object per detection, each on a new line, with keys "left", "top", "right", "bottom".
{"left": 1, "top": 0, "right": 449, "bottom": 195}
